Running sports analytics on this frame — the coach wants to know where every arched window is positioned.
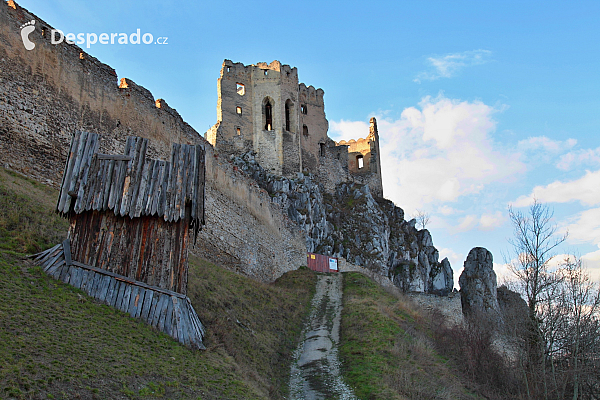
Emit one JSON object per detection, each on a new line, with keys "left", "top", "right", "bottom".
{"left": 357, "top": 155, "right": 364, "bottom": 169}
{"left": 303, "top": 124, "right": 309, "bottom": 137}
{"left": 264, "top": 99, "right": 273, "bottom": 131}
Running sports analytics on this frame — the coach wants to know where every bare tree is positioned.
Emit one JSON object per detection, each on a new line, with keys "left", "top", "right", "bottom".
{"left": 413, "top": 209, "right": 431, "bottom": 230}
{"left": 554, "top": 257, "right": 600, "bottom": 400}
{"left": 507, "top": 199, "right": 567, "bottom": 400}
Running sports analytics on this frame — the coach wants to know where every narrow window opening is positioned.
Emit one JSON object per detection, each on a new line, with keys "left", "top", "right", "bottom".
{"left": 303, "top": 125, "right": 309, "bottom": 137}
{"left": 236, "top": 127, "right": 241, "bottom": 135}
{"left": 357, "top": 155, "right": 364, "bottom": 169}
{"left": 320, "top": 143, "right": 326, "bottom": 157}
{"left": 264, "top": 70, "right": 268, "bottom": 76}
{"left": 236, "top": 106, "right": 242, "bottom": 115}
{"left": 227, "top": 67, "right": 231, "bottom": 72}
{"left": 285, "top": 100, "right": 291, "bottom": 131}
{"left": 265, "top": 99, "right": 273, "bottom": 131}
{"left": 236, "top": 83, "right": 245, "bottom": 96}
{"left": 79, "top": 52, "right": 85, "bottom": 60}
{"left": 301, "top": 104, "right": 307, "bottom": 115}
{"left": 41, "top": 26, "right": 47, "bottom": 38}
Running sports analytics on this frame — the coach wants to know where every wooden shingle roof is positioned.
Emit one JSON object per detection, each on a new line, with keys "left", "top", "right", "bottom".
{"left": 57, "top": 131, "right": 205, "bottom": 233}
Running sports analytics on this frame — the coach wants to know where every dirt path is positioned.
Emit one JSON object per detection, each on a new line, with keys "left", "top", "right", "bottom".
{"left": 289, "top": 273, "right": 358, "bottom": 400}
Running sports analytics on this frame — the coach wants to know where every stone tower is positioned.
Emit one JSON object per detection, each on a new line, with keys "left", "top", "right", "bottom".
{"left": 206, "top": 59, "right": 384, "bottom": 197}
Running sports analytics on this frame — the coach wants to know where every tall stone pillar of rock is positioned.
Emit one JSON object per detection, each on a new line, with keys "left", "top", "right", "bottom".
{"left": 459, "top": 247, "right": 501, "bottom": 320}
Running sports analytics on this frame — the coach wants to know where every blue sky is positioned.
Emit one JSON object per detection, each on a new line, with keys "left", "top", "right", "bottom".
{"left": 18, "top": 0, "right": 600, "bottom": 284}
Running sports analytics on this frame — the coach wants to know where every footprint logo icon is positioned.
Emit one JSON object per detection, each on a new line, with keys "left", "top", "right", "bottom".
{"left": 20, "top": 20, "right": 36, "bottom": 51}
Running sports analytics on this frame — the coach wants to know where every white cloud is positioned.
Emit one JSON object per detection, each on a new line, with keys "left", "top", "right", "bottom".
{"left": 557, "top": 147, "right": 600, "bottom": 171}
{"left": 456, "top": 215, "right": 478, "bottom": 233}
{"left": 479, "top": 211, "right": 505, "bottom": 230}
{"left": 437, "top": 205, "right": 457, "bottom": 216}
{"left": 564, "top": 207, "right": 600, "bottom": 245}
{"left": 512, "top": 169, "right": 600, "bottom": 207}
{"left": 518, "top": 136, "right": 577, "bottom": 153}
{"left": 329, "top": 120, "right": 370, "bottom": 142}
{"left": 354, "top": 95, "right": 525, "bottom": 213}
{"left": 414, "top": 49, "right": 492, "bottom": 83}
{"left": 582, "top": 247, "right": 600, "bottom": 282}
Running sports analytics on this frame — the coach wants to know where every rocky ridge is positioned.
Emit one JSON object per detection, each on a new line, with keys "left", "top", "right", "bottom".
{"left": 231, "top": 152, "right": 454, "bottom": 295}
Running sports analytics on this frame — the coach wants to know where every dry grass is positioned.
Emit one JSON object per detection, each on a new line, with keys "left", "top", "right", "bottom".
{"left": 340, "top": 272, "right": 481, "bottom": 400}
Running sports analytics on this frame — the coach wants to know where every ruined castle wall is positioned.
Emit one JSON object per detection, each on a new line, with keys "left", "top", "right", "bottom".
{"left": 0, "top": 1, "right": 306, "bottom": 282}
{"left": 208, "top": 60, "right": 254, "bottom": 156}
{"left": 299, "top": 84, "right": 328, "bottom": 174}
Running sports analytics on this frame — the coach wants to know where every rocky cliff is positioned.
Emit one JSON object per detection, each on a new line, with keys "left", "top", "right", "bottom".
{"left": 231, "top": 152, "right": 454, "bottom": 295}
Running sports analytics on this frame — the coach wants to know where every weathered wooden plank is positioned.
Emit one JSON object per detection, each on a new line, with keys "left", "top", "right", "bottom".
{"left": 68, "top": 131, "right": 88, "bottom": 191}
{"left": 63, "top": 239, "right": 72, "bottom": 267}
{"left": 57, "top": 132, "right": 80, "bottom": 213}
{"left": 114, "top": 279, "right": 126, "bottom": 309}
{"left": 107, "top": 159, "right": 122, "bottom": 210}
{"left": 98, "top": 275, "right": 112, "bottom": 301}
{"left": 58, "top": 259, "right": 71, "bottom": 282}
{"left": 31, "top": 244, "right": 56, "bottom": 262}
{"left": 163, "top": 296, "right": 175, "bottom": 337}
{"left": 130, "top": 138, "right": 148, "bottom": 217}
{"left": 102, "top": 160, "right": 115, "bottom": 211}
{"left": 90, "top": 159, "right": 106, "bottom": 211}
{"left": 133, "top": 159, "right": 151, "bottom": 218}
{"left": 63, "top": 265, "right": 75, "bottom": 285}
{"left": 173, "top": 145, "right": 185, "bottom": 222}
{"left": 127, "top": 285, "right": 140, "bottom": 317}
{"left": 155, "top": 294, "right": 169, "bottom": 330}
{"left": 37, "top": 244, "right": 61, "bottom": 268}
{"left": 76, "top": 140, "right": 99, "bottom": 213}
{"left": 96, "top": 154, "right": 133, "bottom": 161}
{"left": 104, "top": 277, "right": 117, "bottom": 305}
{"left": 187, "top": 298, "right": 206, "bottom": 337}
{"left": 46, "top": 259, "right": 65, "bottom": 278}
{"left": 69, "top": 265, "right": 82, "bottom": 289}
{"left": 120, "top": 283, "right": 132, "bottom": 312}
{"left": 172, "top": 296, "right": 185, "bottom": 345}
{"left": 111, "top": 281, "right": 123, "bottom": 308}
{"left": 64, "top": 131, "right": 89, "bottom": 211}
{"left": 133, "top": 288, "right": 146, "bottom": 319}
{"left": 78, "top": 269, "right": 90, "bottom": 292}
{"left": 157, "top": 294, "right": 171, "bottom": 333}
{"left": 90, "top": 271, "right": 104, "bottom": 298}
{"left": 140, "top": 289, "right": 154, "bottom": 321}
{"left": 147, "top": 291, "right": 161, "bottom": 327}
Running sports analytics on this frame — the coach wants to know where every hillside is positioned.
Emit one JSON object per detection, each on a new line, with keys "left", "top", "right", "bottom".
{"left": 0, "top": 167, "right": 315, "bottom": 399}
{"left": 1, "top": 166, "right": 505, "bottom": 400}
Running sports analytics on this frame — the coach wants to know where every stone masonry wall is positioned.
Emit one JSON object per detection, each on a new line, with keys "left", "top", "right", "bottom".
{"left": 0, "top": 1, "right": 306, "bottom": 282}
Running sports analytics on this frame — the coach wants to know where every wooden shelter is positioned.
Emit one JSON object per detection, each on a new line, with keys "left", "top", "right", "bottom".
{"left": 35, "top": 131, "right": 207, "bottom": 349}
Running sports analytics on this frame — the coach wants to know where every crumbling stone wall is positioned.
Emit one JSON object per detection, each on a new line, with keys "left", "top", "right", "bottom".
{"left": 0, "top": 1, "right": 306, "bottom": 282}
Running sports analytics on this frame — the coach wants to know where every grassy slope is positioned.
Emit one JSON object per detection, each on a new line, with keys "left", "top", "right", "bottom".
{"left": 340, "top": 272, "right": 481, "bottom": 400}
{"left": 0, "top": 167, "right": 316, "bottom": 400}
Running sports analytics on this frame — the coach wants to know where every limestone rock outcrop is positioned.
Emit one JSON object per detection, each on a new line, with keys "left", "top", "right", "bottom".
{"left": 232, "top": 151, "right": 454, "bottom": 295}
{"left": 459, "top": 247, "right": 501, "bottom": 317}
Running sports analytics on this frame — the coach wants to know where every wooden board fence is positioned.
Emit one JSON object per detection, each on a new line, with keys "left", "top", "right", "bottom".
{"left": 32, "top": 241, "right": 206, "bottom": 350}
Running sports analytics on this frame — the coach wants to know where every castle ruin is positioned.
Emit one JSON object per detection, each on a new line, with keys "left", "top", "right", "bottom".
{"left": 206, "top": 60, "right": 383, "bottom": 198}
